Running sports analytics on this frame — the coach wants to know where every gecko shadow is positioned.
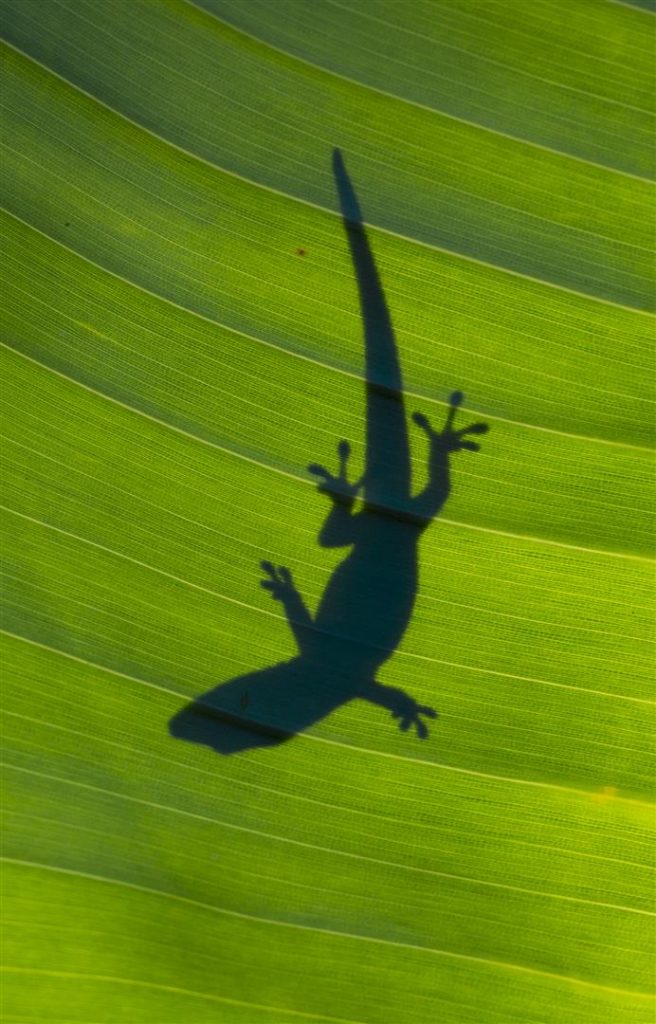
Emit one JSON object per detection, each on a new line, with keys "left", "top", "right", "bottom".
{"left": 169, "top": 149, "right": 488, "bottom": 755}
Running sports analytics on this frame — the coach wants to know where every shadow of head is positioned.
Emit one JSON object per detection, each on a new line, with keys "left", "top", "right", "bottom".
{"left": 169, "top": 657, "right": 358, "bottom": 756}
{"left": 169, "top": 702, "right": 287, "bottom": 755}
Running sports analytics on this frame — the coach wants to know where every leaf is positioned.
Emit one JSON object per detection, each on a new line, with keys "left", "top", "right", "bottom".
{"left": 1, "top": 1, "right": 654, "bottom": 1021}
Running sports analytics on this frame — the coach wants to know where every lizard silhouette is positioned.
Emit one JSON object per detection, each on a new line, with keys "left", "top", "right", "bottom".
{"left": 169, "top": 150, "right": 488, "bottom": 754}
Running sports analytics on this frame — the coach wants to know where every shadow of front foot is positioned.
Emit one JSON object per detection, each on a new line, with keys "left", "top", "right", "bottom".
{"left": 308, "top": 439, "right": 363, "bottom": 503}
{"left": 260, "top": 561, "right": 297, "bottom": 602}
{"left": 386, "top": 687, "right": 438, "bottom": 739}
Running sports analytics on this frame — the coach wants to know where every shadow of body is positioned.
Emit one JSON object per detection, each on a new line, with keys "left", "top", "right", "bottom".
{"left": 170, "top": 150, "right": 487, "bottom": 755}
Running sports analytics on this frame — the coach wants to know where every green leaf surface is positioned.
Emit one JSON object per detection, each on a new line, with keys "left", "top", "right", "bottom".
{"left": 1, "top": 1, "right": 654, "bottom": 1021}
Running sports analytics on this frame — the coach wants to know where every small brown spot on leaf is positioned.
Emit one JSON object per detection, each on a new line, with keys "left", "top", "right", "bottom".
{"left": 296, "top": 248, "right": 306, "bottom": 256}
